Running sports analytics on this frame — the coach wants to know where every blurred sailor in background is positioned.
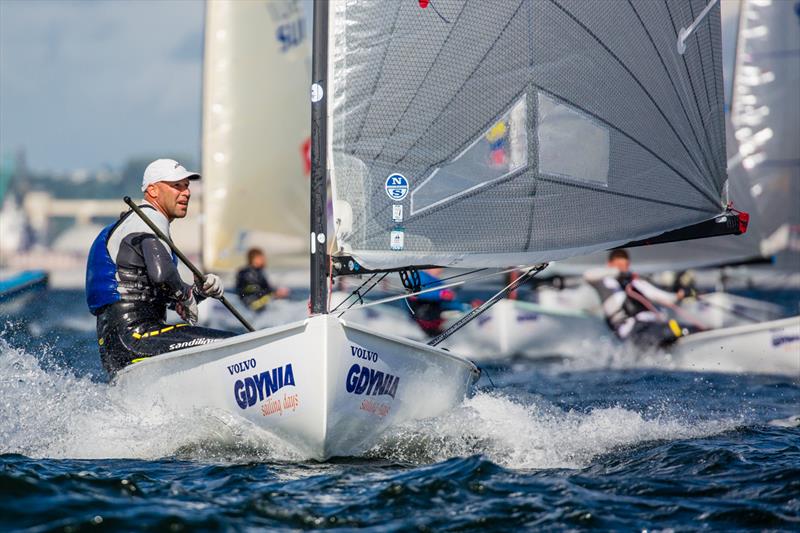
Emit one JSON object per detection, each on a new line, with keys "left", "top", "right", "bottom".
{"left": 235, "top": 247, "right": 290, "bottom": 312}
{"left": 407, "top": 268, "right": 464, "bottom": 336}
{"left": 85, "top": 158, "right": 235, "bottom": 376}
{"left": 586, "top": 249, "right": 687, "bottom": 348}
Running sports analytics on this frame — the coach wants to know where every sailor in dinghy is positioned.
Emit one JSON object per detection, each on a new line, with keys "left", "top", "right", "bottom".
{"left": 86, "top": 159, "right": 235, "bottom": 376}
{"left": 585, "top": 250, "right": 691, "bottom": 349}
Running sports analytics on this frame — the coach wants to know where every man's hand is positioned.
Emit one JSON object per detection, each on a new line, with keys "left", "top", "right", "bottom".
{"left": 196, "top": 273, "right": 224, "bottom": 299}
{"left": 176, "top": 293, "right": 199, "bottom": 325}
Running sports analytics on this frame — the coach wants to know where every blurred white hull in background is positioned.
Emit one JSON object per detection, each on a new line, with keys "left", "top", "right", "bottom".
{"left": 667, "top": 315, "right": 800, "bottom": 375}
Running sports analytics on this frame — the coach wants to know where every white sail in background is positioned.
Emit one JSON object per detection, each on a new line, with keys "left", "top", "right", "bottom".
{"left": 327, "top": 0, "right": 730, "bottom": 270}
{"left": 202, "top": 0, "right": 311, "bottom": 270}
{"left": 729, "top": 0, "right": 800, "bottom": 269}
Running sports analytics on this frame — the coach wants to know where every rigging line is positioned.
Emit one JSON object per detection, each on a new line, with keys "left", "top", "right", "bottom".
{"left": 428, "top": 264, "right": 549, "bottom": 347}
{"left": 421, "top": 267, "right": 488, "bottom": 287}
{"left": 664, "top": 0, "right": 725, "bottom": 181}
{"left": 551, "top": 0, "right": 715, "bottom": 185}
{"left": 351, "top": 1, "right": 404, "bottom": 148}
{"left": 337, "top": 272, "right": 389, "bottom": 318}
{"left": 330, "top": 272, "right": 379, "bottom": 313}
{"left": 360, "top": 268, "right": 488, "bottom": 297}
{"left": 335, "top": 266, "right": 527, "bottom": 314}
{"left": 627, "top": 0, "right": 721, "bottom": 194}
{"left": 371, "top": 1, "right": 471, "bottom": 163}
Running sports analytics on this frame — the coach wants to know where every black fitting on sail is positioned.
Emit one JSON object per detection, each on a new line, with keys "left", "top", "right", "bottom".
{"left": 399, "top": 269, "right": 423, "bottom": 294}
{"left": 332, "top": 256, "right": 441, "bottom": 277}
{"left": 620, "top": 209, "right": 749, "bottom": 249}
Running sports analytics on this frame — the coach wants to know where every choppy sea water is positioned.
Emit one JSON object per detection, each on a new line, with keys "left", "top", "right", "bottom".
{"left": 1, "top": 290, "right": 798, "bottom": 531}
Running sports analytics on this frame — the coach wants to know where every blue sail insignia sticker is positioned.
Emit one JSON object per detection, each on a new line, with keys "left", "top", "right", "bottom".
{"left": 385, "top": 174, "right": 409, "bottom": 200}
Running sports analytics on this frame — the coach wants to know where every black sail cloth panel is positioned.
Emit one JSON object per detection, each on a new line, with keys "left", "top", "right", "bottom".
{"left": 328, "top": 0, "right": 728, "bottom": 270}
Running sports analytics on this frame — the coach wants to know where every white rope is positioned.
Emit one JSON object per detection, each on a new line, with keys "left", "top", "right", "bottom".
{"left": 677, "top": 0, "right": 720, "bottom": 55}
{"left": 335, "top": 265, "right": 537, "bottom": 314}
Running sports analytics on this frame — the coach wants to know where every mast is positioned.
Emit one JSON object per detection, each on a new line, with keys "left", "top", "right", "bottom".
{"left": 309, "top": 0, "right": 329, "bottom": 314}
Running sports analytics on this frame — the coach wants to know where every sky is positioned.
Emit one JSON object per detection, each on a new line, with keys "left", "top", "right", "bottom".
{"left": 0, "top": 0, "right": 739, "bottom": 175}
{"left": 0, "top": 0, "right": 205, "bottom": 173}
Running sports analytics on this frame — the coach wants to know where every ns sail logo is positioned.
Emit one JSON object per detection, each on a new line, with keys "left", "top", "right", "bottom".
{"left": 385, "top": 174, "right": 409, "bottom": 201}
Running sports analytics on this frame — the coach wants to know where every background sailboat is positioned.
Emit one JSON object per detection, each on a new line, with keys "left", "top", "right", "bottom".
{"left": 664, "top": 0, "right": 800, "bottom": 375}
{"left": 201, "top": 0, "right": 311, "bottom": 272}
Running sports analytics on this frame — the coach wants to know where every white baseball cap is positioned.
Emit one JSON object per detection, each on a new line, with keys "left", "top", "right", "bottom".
{"left": 141, "top": 159, "right": 200, "bottom": 192}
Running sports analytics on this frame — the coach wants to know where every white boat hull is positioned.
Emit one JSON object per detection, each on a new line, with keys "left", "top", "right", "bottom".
{"left": 442, "top": 299, "right": 613, "bottom": 360}
{"left": 668, "top": 315, "right": 800, "bottom": 375}
{"left": 115, "top": 314, "right": 478, "bottom": 460}
{"left": 678, "top": 292, "right": 785, "bottom": 329}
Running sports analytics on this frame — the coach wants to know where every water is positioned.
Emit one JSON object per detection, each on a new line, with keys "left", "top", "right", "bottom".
{"left": 1, "top": 290, "right": 798, "bottom": 530}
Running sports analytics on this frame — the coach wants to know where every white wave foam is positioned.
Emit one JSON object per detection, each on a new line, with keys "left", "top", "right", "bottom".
{"left": 0, "top": 340, "right": 738, "bottom": 465}
{"left": 370, "top": 392, "right": 740, "bottom": 470}
{"left": 0, "top": 340, "right": 298, "bottom": 461}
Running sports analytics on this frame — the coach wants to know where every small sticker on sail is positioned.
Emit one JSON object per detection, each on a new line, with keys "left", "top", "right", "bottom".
{"left": 390, "top": 229, "right": 405, "bottom": 251}
{"left": 392, "top": 204, "right": 403, "bottom": 222}
{"left": 385, "top": 174, "right": 409, "bottom": 201}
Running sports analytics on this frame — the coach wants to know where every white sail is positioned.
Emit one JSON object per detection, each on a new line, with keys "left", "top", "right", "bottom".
{"left": 202, "top": 0, "right": 311, "bottom": 270}
{"left": 327, "top": 0, "right": 730, "bottom": 270}
{"left": 729, "top": 0, "right": 800, "bottom": 269}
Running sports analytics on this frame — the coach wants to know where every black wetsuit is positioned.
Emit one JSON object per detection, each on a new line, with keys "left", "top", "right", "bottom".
{"left": 235, "top": 266, "right": 274, "bottom": 312}
{"left": 86, "top": 206, "right": 234, "bottom": 375}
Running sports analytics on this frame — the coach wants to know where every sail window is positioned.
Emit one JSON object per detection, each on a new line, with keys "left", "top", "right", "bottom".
{"left": 537, "top": 92, "right": 610, "bottom": 186}
{"left": 410, "top": 96, "right": 528, "bottom": 215}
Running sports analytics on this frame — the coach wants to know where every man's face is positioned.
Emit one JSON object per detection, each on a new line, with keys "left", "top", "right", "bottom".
{"left": 148, "top": 179, "right": 191, "bottom": 220}
{"left": 608, "top": 257, "right": 630, "bottom": 273}
{"left": 251, "top": 253, "right": 266, "bottom": 269}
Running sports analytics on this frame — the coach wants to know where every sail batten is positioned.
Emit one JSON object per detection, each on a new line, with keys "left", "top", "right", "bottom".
{"left": 327, "top": 0, "right": 729, "bottom": 270}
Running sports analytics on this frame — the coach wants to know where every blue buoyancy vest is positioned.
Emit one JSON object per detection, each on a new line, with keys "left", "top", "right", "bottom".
{"left": 86, "top": 208, "right": 181, "bottom": 316}
{"left": 86, "top": 217, "right": 126, "bottom": 315}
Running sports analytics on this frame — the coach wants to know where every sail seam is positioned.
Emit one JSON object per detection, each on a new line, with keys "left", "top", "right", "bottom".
{"left": 551, "top": 0, "right": 716, "bottom": 190}
{"left": 350, "top": 1, "right": 404, "bottom": 150}
{"left": 358, "top": 76, "right": 719, "bottom": 246}
{"left": 687, "top": 0, "right": 725, "bottom": 183}
{"left": 371, "top": 1, "right": 471, "bottom": 164}
{"left": 664, "top": 0, "right": 724, "bottom": 182}
{"left": 386, "top": 0, "right": 526, "bottom": 167}
{"left": 703, "top": 1, "right": 724, "bottom": 182}
{"left": 627, "top": 0, "right": 720, "bottom": 195}
{"left": 360, "top": 0, "right": 525, "bottom": 210}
